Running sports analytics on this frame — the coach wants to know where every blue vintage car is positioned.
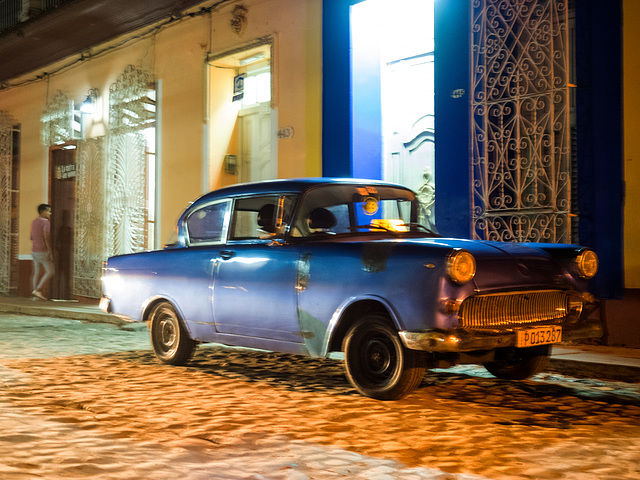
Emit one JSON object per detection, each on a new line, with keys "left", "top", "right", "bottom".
{"left": 100, "top": 178, "right": 601, "bottom": 399}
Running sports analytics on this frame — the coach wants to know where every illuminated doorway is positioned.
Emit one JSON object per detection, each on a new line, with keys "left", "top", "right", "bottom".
{"left": 351, "top": 0, "right": 435, "bottom": 228}
{"left": 207, "top": 41, "right": 275, "bottom": 188}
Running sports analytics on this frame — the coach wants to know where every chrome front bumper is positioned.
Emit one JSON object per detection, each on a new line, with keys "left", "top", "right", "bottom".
{"left": 399, "top": 318, "right": 603, "bottom": 353}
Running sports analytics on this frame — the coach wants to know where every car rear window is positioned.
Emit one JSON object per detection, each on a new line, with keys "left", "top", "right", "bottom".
{"left": 186, "top": 201, "right": 228, "bottom": 244}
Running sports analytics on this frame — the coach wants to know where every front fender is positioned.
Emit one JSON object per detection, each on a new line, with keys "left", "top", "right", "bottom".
{"left": 315, "top": 295, "right": 403, "bottom": 358}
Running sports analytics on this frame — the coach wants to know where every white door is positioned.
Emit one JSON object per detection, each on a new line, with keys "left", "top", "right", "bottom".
{"left": 382, "top": 55, "right": 436, "bottom": 229}
{"left": 239, "top": 102, "right": 274, "bottom": 183}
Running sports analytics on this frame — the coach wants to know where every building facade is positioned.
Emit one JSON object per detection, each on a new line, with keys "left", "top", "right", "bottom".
{"left": 0, "top": 0, "right": 323, "bottom": 299}
{"left": 0, "top": 0, "right": 636, "bottom": 345}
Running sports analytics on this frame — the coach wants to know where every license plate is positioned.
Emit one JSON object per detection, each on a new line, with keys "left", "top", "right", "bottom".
{"left": 516, "top": 326, "right": 562, "bottom": 348}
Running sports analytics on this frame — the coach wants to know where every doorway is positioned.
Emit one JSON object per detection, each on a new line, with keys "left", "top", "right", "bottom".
{"left": 350, "top": 0, "right": 435, "bottom": 225}
{"left": 49, "top": 144, "right": 76, "bottom": 300}
{"left": 207, "top": 40, "right": 275, "bottom": 188}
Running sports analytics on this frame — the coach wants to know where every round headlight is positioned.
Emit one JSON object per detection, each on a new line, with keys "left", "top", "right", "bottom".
{"left": 447, "top": 250, "right": 476, "bottom": 284}
{"left": 576, "top": 249, "right": 598, "bottom": 279}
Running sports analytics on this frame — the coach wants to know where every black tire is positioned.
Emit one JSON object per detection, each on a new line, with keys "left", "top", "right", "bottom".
{"left": 343, "top": 314, "right": 426, "bottom": 400}
{"left": 483, "top": 344, "right": 551, "bottom": 380}
{"left": 149, "top": 302, "right": 196, "bottom": 365}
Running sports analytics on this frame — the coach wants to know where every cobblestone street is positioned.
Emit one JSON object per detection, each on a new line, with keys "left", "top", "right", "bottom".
{"left": 1, "top": 314, "right": 639, "bottom": 479}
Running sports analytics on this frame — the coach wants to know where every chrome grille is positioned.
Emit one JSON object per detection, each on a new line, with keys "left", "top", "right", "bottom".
{"left": 458, "top": 290, "right": 569, "bottom": 329}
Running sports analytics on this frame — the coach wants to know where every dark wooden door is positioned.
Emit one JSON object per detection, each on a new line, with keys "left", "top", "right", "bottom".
{"left": 49, "top": 146, "right": 76, "bottom": 300}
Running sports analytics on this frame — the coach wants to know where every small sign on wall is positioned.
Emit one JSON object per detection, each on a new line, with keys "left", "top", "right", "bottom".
{"left": 54, "top": 164, "right": 76, "bottom": 180}
{"left": 233, "top": 74, "right": 246, "bottom": 102}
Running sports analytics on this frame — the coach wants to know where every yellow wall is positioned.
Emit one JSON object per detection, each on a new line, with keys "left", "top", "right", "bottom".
{"left": 205, "top": 0, "right": 323, "bottom": 189}
{"left": 624, "top": 0, "right": 640, "bottom": 288}
{"left": 0, "top": 0, "right": 323, "bottom": 256}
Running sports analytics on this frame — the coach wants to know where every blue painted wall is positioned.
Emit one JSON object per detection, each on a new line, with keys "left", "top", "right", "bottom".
{"left": 575, "top": 0, "right": 624, "bottom": 298}
{"left": 432, "top": 0, "right": 472, "bottom": 239}
{"left": 322, "top": 0, "right": 354, "bottom": 177}
{"left": 321, "top": 0, "right": 382, "bottom": 179}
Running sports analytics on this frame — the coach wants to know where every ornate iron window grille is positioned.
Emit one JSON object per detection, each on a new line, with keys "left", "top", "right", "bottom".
{"left": 0, "top": 111, "right": 18, "bottom": 295}
{"left": 41, "top": 90, "right": 83, "bottom": 146}
{"left": 41, "top": 91, "right": 73, "bottom": 146}
{"left": 471, "top": 0, "right": 571, "bottom": 243}
{"left": 106, "top": 65, "right": 156, "bottom": 257}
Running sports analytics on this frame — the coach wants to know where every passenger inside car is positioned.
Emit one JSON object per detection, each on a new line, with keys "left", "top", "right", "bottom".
{"left": 306, "top": 207, "right": 337, "bottom": 235}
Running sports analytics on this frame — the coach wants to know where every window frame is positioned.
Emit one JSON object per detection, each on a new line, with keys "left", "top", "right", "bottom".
{"left": 227, "top": 194, "right": 297, "bottom": 243}
{"left": 184, "top": 199, "right": 232, "bottom": 247}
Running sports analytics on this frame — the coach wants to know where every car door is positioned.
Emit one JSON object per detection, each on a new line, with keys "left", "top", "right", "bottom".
{"left": 173, "top": 199, "right": 231, "bottom": 340}
{"left": 212, "top": 195, "right": 301, "bottom": 343}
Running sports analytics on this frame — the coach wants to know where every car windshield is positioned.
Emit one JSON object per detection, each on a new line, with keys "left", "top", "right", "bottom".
{"left": 290, "top": 184, "right": 437, "bottom": 238}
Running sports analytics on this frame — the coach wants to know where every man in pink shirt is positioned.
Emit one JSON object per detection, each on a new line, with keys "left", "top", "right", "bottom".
{"left": 31, "top": 204, "right": 54, "bottom": 300}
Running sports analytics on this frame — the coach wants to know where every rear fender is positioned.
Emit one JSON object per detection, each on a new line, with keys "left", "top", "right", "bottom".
{"left": 141, "top": 295, "right": 195, "bottom": 337}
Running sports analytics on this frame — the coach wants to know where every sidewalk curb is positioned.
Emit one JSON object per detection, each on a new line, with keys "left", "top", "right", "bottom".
{"left": 547, "top": 358, "right": 640, "bottom": 384}
{"left": 0, "top": 302, "right": 127, "bottom": 327}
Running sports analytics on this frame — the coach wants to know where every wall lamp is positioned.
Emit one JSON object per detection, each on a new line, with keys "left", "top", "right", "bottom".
{"left": 79, "top": 88, "right": 99, "bottom": 114}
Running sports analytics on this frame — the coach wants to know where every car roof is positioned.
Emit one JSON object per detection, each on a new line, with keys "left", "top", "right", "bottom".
{"left": 189, "top": 177, "right": 410, "bottom": 209}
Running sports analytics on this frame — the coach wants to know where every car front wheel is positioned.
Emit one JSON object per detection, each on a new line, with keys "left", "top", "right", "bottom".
{"left": 343, "top": 314, "right": 426, "bottom": 400}
{"left": 483, "top": 344, "right": 551, "bottom": 380}
{"left": 149, "top": 302, "right": 196, "bottom": 365}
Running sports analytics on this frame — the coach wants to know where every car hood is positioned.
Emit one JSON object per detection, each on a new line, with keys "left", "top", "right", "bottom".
{"left": 467, "top": 240, "right": 567, "bottom": 290}
{"left": 375, "top": 237, "right": 569, "bottom": 291}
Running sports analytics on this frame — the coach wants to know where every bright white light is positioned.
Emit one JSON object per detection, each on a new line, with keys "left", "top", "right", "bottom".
{"left": 256, "top": 72, "right": 271, "bottom": 104}
{"left": 80, "top": 101, "right": 94, "bottom": 114}
{"left": 241, "top": 72, "right": 271, "bottom": 108}
{"left": 351, "top": 0, "right": 434, "bottom": 62}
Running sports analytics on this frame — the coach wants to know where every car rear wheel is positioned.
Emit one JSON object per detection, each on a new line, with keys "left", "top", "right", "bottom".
{"left": 483, "top": 345, "right": 551, "bottom": 380}
{"left": 343, "top": 314, "right": 426, "bottom": 400}
{"left": 149, "top": 302, "right": 196, "bottom": 365}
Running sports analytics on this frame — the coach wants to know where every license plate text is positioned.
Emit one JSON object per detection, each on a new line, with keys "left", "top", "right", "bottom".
{"left": 516, "top": 326, "right": 562, "bottom": 348}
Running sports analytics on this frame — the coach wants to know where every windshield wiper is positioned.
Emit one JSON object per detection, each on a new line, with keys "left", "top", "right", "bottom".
{"left": 349, "top": 224, "right": 400, "bottom": 235}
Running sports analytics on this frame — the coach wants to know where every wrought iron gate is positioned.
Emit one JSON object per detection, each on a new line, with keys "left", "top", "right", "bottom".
{"left": 107, "top": 65, "right": 156, "bottom": 257}
{"left": 74, "top": 137, "right": 106, "bottom": 298}
{"left": 471, "top": 0, "right": 571, "bottom": 243}
{"left": 0, "top": 111, "right": 18, "bottom": 295}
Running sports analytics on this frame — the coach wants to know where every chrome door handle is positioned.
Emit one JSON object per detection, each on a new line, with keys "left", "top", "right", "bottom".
{"left": 220, "top": 250, "right": 235, "bottom": 260}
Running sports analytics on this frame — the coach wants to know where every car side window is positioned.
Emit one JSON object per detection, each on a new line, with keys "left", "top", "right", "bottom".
{"left": 186, "top": 201, "right": 228, "bottom": 245}
{"left": 230, "top": 196, "right": 278, "bottom": 240}
{"left": 229, "top": 195, "right": 296, "bottom": 240}
{"left": 291, "top": 202, "right": 350, "bottom": 237}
